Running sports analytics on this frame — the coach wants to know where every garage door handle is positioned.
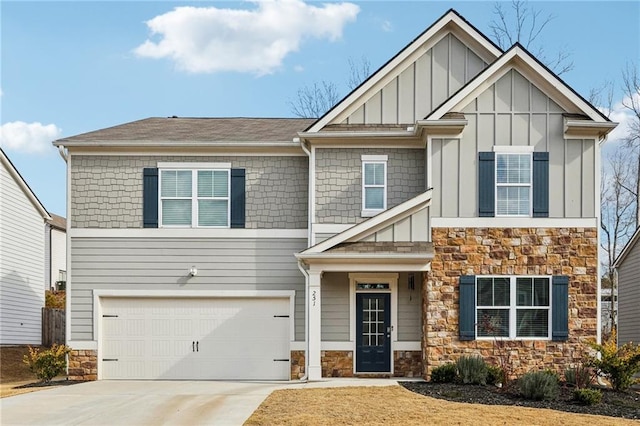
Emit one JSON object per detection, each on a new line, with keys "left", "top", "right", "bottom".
{"left": 196, "top": 341, "right": 199, "bottom": 352}
{"left": 273, "top": 359, "right": 290, "bottom": 362}
{"left": 192, "top": 341, "right": 195, "bottom": 352}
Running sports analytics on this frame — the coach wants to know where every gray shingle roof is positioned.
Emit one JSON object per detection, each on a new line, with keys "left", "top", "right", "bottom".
{"left": 55, "top": 117, "right": 316, "bottom": 145}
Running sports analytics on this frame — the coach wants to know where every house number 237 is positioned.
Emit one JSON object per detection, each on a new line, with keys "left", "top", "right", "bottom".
{"left": 312, "top": 290, "right": 317, "bottom": 306}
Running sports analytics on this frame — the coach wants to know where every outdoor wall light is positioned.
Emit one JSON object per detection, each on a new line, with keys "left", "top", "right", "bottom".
{"left": 189, "top": 266, "right": 198, "bottom": 277}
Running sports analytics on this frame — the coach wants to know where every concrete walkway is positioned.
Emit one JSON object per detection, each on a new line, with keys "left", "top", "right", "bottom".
{"left": 0, "top": 378, "right": 409, "bottom": 425}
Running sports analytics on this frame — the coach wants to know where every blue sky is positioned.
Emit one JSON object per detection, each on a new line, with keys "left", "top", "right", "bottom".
{"left": 1, "top": 1, "right": 639, "bottom": 217}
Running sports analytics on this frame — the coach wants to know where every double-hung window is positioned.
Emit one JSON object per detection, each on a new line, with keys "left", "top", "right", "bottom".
{"left": 496, "top": 153, "right": 532, "bottom": 216}
{"left": 362, "top": 155, "right": 387, "bottom": 217}
{"left": 159, "top": 166, "right": 230, "bottom": 227}
{"left": 476, "top": 276, "right": 551, "bottom": 339}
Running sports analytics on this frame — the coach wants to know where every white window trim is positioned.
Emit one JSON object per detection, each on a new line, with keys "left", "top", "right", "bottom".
{"left": 158, "top": 168, "right": 231, "bottom": 228}
{"left": 361, "top": 158, "right": 388, "bottom": 217}
{"left": 157, "top": 162, "right": 231, "bottom": 169}
{"left": 495, "top": 152, "right": 533, "bottom": 217}
{"left": 475, "top": 275, "right": 552, "bottom": 341}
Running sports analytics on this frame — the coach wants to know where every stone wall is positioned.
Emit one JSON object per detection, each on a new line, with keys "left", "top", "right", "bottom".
{"left": 291, "top": 350, "right": 305, "bottom": 380}
{"left": 424, "top": 227, "right": 598, "bottom": 379}
{"left": 315, "top": 148, "right": 425, "bottom": 224}
{"left": 394, "top": 351, "right": 422, "bottom": 377}
{"left": 68, "top": 349, "right": 97, "bottom": 381}
{"left": 71, "top": 155, "right": 308, "bottom": 229}
{"left": 322, "top": 351, "right": 354, "bottom": 377}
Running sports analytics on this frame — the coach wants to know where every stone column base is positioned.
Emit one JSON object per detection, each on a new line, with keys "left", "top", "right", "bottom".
{"left": 394, "top": 351, "right": 422, "bottom": 377}
{"left": 290, "top": 350, "right": 306, "bottom": 380}
{"left": 68, "top": 350, "right": 97, "bottom": 381}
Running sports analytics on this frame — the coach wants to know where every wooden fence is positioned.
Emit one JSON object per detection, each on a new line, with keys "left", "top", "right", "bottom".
{"left": 42, "top": 308, "right": 65, "bottom": 346}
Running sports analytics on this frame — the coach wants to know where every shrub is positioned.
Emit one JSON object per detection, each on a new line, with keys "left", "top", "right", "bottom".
{"left": 564, "top": 365, "right": 593, "bottom": 389}
{"left": 431, "top": 363, "right": 458, "bottom": 383}
{"left": 573, "top": 388, "right": 603, "bottom": 405}
{"left": 518, "top": 371, "right": 559, "bottom": 401}
{"left": 588, "top": 329, "right": 640, "bottom": 391}
{"left": 45, "top": 290, "right": 65, "bottom": 309}
{"left": 456, "top": 355, "right": 488, "bottom": 385}
{"left": 487, "top": 365, "right": 505, "bottom": 386}
{"left": 23, "top": 344, "right": 71, "bottom": 383}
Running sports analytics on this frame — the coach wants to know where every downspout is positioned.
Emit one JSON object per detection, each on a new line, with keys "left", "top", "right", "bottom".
{"left": 297, "top": 260, "right": 310, "bottom": 382}
{"left": 58, "top": 145, "right": 68, "bottom": 163}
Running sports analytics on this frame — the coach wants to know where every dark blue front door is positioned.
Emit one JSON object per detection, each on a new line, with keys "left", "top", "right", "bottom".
{"left": 356, "top": 293, "right": 391, "bottom": 372}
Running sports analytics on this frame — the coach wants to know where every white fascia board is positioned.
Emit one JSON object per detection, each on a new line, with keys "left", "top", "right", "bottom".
{"left": 308, "top": 262, "right": 431, "bottom": 273}
{"left": 306, "top": 11, "right": 501, "bottom": 133}
{"left": 296, "top": 253, "right": 433, "bottom": 262}
{"left": 564, "top": 120, "right": 618, "bottom": 138}
{"left": 613, "top": 226, "right": 640, "bottom": 268}
{"left": 302, "top": 189, "right": 433, "bottom": 254}
{"left": 70, "top": 228, "right": 308, "bottom": 239}
{"left": 429, "top": 46, "right": 611, "bottom": 124}
{"left": 0, "top": 150, "right": 51, "bottom": 220}
{"left": 431, "top": 217, "right": 598, "bottom": 228}
{"left": 69, "top": 150, "right": 306, "bottom": 157}
{"left": 56, "top": 140, "right": 300, "bottom": 147}
{"left": 93, "top": 289, "right": 296, "bottom": 298}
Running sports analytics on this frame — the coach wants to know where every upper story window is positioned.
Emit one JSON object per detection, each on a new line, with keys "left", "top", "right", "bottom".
{"left": 159, "top": 164, "right": 230, "bottom": 228}
{"left": 476, "top": 276, "right": 551, "bottom": 339}
{"left": 362, "top": 155, "right": 387, "bottom": 217}
{"left": 496, "top": 153, "right": 532, "bottom": 216}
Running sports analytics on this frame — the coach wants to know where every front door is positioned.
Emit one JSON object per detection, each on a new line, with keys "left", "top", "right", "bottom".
{"left": 355, "top": 293, "right": 391, "bottom": 373}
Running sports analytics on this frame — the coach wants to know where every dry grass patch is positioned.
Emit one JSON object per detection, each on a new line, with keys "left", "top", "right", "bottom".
{"left": 0, "top": 346, "right": 70, "bottom": 398}
{"left": 245, "top": 385, "right": 637, "bottom": 426}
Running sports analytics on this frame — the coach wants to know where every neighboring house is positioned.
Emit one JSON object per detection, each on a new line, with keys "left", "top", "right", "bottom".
{"left": 54, "top": 9, "right": 616, "bottom": 381}
{"left": 600, "top": 287, "right": 617, "bottom": 336}
{"left": 0, "top": 148, "right": 51, "bottom": 345}
{"left": 613, "top": 227, "right": 640, "bottom": 345}
{"left": 45, "top": 214, "right": 67, "bottom": 291}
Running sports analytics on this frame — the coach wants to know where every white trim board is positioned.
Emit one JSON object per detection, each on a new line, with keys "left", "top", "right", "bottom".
{"left": 70, "top": 228, "right": 308, "bottom": 239}
{"left": 431, "top": 217, "right": 597, "bottom": 228}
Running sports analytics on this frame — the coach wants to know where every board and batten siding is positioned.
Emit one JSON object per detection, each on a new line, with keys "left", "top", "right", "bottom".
{"left": 71, "top": 155, "right": 308, "bottom": 229}
{"left": 430, "top": 69, "right": 597, "bottom": 218}
{"left": 69, "top": 237, "right": 307, "bottom": 342}
{"left": 0, "top": 163, "right": 45, "bottom": 345}
{"left": 343, "top": 33, "right": 487, "bottom": 124}
{"left": 617, "top": 242, "right": 640, "bottom": 345}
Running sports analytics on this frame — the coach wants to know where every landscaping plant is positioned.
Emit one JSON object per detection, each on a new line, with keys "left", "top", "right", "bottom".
{"left": 518, "top": 370, "right": 560, "bottom": 401}
{"left": 587, "top": 329, "right": 640, "bottom": 391}
{"left": 23, "top": 344, "right": 71, "bottom": 383}
{"left": 430, "top": 363, "right": 457, "bottom": 383}
{"left": 564, "top": 364, "right": 593, "bottom": 389}
{"left": 456, "top": 355, "right": 488, "bottom": 385}
{"left": 486, "top": 364, "right": 505, "bottom": 386}
{"left": 572, "top": 388, "right": 602, "bottom": 405}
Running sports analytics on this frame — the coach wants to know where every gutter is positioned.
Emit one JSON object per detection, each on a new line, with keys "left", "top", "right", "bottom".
{"left": 296, "top": 260, "right": 310, "bottom": 382}
{"left": 57, "top": 145, "right": 68, "bottom": 163}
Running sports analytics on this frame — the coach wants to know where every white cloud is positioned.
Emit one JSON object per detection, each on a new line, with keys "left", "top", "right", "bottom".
{"left": 0, "top": 121, "right": 61, "bottom": 154}
{"left": 293, "top": 65, "right": 305, "bottom": 72}
{"left": 599, "top": 90, "right": 640, "bottom": 144}
{"left": 381, "top": 20, "right": 392, "bottom": 32}
{"left": 134, "top": 0, "right": 360, "bottom": 75}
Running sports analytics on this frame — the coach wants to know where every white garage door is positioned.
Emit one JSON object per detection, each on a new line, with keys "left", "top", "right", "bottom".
{"left": 100, "top": 297, "right": 290, "bottom": 380}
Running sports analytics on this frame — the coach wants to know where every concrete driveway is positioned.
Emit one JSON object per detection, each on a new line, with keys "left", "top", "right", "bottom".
{"left": 0, "top": 379, "right": 402, "bottom": 425}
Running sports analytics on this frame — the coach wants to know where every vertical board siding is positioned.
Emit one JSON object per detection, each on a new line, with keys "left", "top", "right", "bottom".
{"left": 346, "top": 33, "right": 487, "bottom": 125}
{"left": 618, "top": 243, "right": 640, "bottom": 345}
{"left": 0, "top": 163, "right": 45, "bottom": 345}
{"left": 430, "top": 69, "right": 597, "bottom": 219}
{"left": 321, "top": 272, "right": 350, "bottom": 341}
{"left": 69, "top": 237, "right": 307, "bottom": 342}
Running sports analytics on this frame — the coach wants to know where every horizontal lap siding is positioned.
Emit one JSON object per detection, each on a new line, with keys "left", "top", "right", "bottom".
{"left": 70, "top": 237, "right": 307, "bottom": 342}
{"left": 618, "top": 243, "right": 640, "bottom": 345}
{"left": 397, "top": 272, "right": 422, "bottom": 341}
{"left": 0, "top": 164, "right": 45, "bottom": 345}
{"left": 321, "top": 272, "right": 350, "bottom": 341}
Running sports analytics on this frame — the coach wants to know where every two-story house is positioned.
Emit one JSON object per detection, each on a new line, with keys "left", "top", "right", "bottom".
{"left": 55, "top": 10, "right": 616, "bottom": 381}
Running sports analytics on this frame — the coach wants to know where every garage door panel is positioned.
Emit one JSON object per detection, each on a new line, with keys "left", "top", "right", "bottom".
{"left": 101, "top": 297, "right": 291, "bottom": 380}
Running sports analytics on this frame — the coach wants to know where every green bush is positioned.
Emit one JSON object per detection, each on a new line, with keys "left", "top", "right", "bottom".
{"left": 487, "top": 365, "right": 505, "bottom": 385}
{"left": 573, "top": 388, "right": 602, "bottom": 405}
{"left": 23, "top": 344, "right": 71, "bottom": 383}
{"left": 431, "top": 363, "right": 458, "bottom": 383}
{"left": 588, "top": 330, "right": 640, "bottom": 391}
{"left": 564, "top": 365, "right": 593, "bottom": 389}
{"left": 456, "top": 355, "right": 488, "bottom": 385}
{"left": 518, "top": 371, "right": 559, "bottom": 401}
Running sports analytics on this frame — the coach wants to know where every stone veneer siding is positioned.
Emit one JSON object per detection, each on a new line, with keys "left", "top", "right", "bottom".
{"left": 394, "top": 351, "right": 423, "bottom": 377}
{"left": 315, "top": 148, "right": 424, "bottom": 224}
{"left": 424, "top": 227, "right": 598, "bottom": 379}
{"left": 68, "top": 350, "right": 97, "bottom": 381}
{"left": 291, "top": 350, "right": 305, "bottom": 380}
{"left": 71, "top": 155, "right": 308, "bottom": 229}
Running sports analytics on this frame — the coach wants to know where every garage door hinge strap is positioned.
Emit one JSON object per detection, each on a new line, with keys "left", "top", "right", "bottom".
{"left": 273, "top": 315, "right": 289, "bottom": 318}
{"left": 273, "top": 359, "right": 290, "bottom": 362}
{"left": 102, "top": 314, "right": 118, "bottom": 318}
{"left": 102, "top": 359, "right": 118, "bottom": 361}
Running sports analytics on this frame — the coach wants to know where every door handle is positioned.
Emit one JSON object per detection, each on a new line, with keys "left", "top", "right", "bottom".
{"left": 196, "top": 341, "right": 199, "bottom": 352}
{"left": 192, "top": 341, "right": 195, "bottom": 352}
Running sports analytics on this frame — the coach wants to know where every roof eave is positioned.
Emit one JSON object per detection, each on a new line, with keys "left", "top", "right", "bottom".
{"left": 564, "top": 120, "right": 618, "bottom": 139}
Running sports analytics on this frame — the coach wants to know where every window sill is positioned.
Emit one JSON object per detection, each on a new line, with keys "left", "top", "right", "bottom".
{"left": 361, "top": 209, "right": 384, "bottom": 218}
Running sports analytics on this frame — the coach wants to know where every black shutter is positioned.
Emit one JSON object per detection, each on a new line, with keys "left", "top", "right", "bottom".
{"left": 533, "top": 152, "right": 549, "bottom": 217}
{"left": 230, "top": 168, "right": 246, "bottom": 228}
{"left": 552, "top": 275, "right": 569, "bottom": 341}
{"left": 459, "top": 275, "right": 476, "bottom": 341}
{"left": 143, "top": 168, "right": 158, "bottom": 228}
{"left": 478, "top": 152, "right": 495, "bottom": 217}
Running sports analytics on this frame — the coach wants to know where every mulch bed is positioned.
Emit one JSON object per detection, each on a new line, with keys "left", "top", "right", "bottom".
{"left": 401, "top": 382, "right": 640, "bottom": 420}
{"left": 15, "top": 379, "right": 85, "bottom": 389}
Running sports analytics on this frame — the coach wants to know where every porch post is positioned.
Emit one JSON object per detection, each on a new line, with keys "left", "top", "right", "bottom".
{"left": 308, "top": 269, "right": 322, "bottom": 380}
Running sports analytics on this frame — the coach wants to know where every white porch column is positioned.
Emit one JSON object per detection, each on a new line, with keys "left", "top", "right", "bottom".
{"left": 308, "top": 269, "right": 322, "bottom": 380}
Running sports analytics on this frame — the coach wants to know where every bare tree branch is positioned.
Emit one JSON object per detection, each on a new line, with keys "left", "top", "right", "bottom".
{"left": 347, "top": 56, "right": 371, "bottom": 91}
{"left": 288, "top": 81, "right": 341, "bottom": 119}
